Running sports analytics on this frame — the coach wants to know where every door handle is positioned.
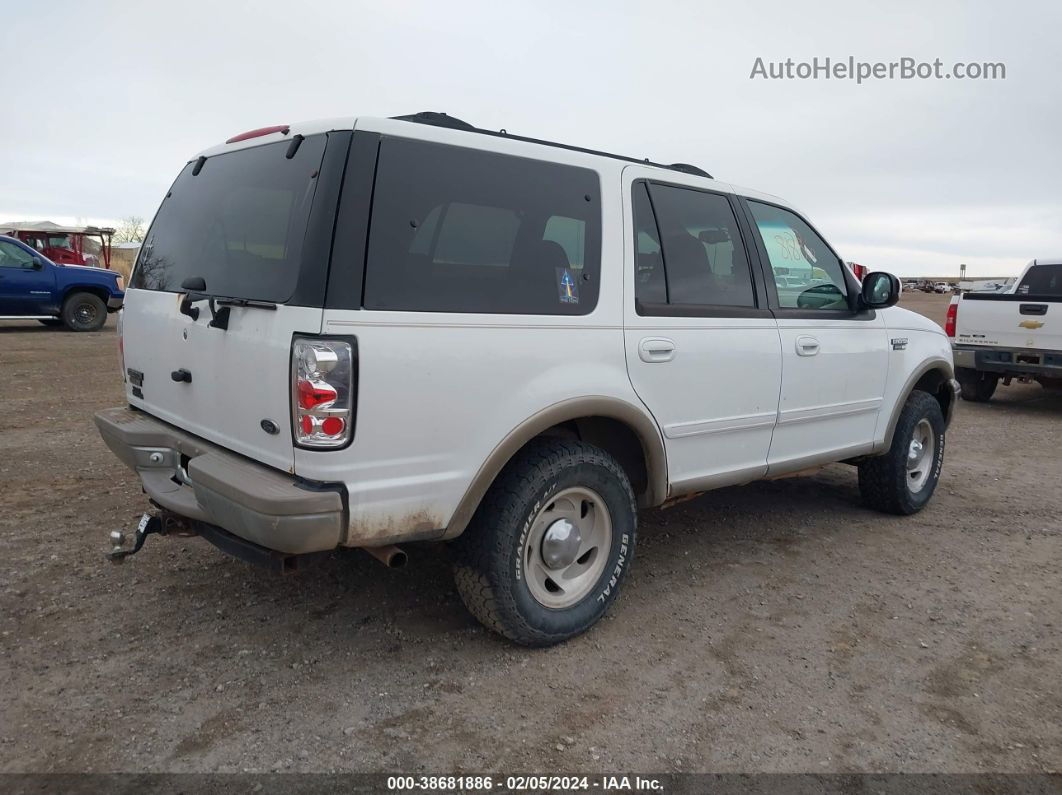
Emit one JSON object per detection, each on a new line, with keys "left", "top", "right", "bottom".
{"left": 639, "top": 337, "right": 676, "bottom": 363}
{"left": 795, "top": 335, "right": 820, "bottom": 356}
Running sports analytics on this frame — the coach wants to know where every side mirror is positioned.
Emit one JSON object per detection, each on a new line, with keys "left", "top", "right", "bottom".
{"left": 31, "top": 258, "right": 43, "bottom": 270}
{"left": 860, "top": 271, "right": 900, "bottom": 309}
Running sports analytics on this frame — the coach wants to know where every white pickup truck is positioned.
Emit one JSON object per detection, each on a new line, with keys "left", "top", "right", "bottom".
{"left": 949, "top": 259, "right": 1062, "bottom": 401}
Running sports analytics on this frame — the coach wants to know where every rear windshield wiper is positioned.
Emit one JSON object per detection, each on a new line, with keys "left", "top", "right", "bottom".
{"left": 178, "top": 276, "right": 276, "bottom": 330}
{"left": 215, "top": 297, "right": 277, "bottom": 310}
{"left": 206, "top": 298, "right": 276, "bottom": 330}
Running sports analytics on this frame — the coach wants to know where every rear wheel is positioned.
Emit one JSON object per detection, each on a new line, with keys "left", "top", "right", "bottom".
{"left": 956, "top": 367, "right": 998, "bottom": 402}
{"left": 61, "top": 292, "right": 106, "bottom": 332}
{"left": 858, "top": 390, "right": 945, "bottom": 515}
{"left": 451, "top": 438, "right": 637, "bottom": 646}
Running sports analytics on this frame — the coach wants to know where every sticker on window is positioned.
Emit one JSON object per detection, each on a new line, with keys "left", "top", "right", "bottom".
{"left": 557, "top": 268, "right": 579, "bottom": 304}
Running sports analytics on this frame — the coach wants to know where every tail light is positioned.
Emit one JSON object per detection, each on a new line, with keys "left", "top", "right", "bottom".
{"left": 945, "top": 301, "right": 958, "bottom": 338}
{"left": 291, "top": 337, "right": 355, "bottom": 448}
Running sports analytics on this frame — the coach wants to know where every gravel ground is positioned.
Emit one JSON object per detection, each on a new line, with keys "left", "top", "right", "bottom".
{"left": 1, "top": 293, "right": 1059, "bottom": 774}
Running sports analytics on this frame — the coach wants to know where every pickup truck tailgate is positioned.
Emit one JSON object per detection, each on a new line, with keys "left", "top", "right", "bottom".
{"left": 956, "top": 293, "right": 1062, "bottom": 352}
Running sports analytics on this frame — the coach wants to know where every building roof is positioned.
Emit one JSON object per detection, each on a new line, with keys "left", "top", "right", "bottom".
{"left": 0, "top": 220, "right": 116, "bottom": 235}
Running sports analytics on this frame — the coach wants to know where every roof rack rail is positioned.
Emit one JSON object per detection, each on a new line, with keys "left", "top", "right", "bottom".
{"left": 390, "top": 111, "right": 712, "bottom": 179}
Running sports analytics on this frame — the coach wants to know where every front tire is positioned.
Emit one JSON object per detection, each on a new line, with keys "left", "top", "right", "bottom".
{"left": 956, "top": 367, "right": 998, "bottom": 402}
{"left": 61, "top": 292, "right": 106, "bottom": 332}
{"left": 451, "top": 438, "right": 637, "bottom": 646}
{"left": 858, "top": 391, "right": 945, "bottom": 515}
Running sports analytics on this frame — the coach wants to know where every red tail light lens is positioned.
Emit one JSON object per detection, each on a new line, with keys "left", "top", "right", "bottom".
{"left": 945, "top": 302, "right": 958, "bottom": 337}
{"left": 296, "top": 379, "right": 337, "bottom": 410}
{"left": 292, "top": 338, "right": 355, "bottom": 448}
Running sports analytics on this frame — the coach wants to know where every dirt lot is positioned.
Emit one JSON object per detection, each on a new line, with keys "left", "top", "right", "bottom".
{"left": 1, "top": 293, "right": 1059, "bottom": 775}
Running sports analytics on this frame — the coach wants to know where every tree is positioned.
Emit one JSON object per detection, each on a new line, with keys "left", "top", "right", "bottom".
{"left": 114, "top": 215, "right": 146, "bottom": 243}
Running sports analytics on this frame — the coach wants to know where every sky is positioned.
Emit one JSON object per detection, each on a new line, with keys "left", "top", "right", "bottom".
{"left": 1, "top": 0, "right": 1059, "bottom": 278}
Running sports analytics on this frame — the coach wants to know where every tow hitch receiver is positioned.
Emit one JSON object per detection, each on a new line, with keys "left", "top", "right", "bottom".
{"left": 106, "top": 512, "right": 163, "bottom": 564}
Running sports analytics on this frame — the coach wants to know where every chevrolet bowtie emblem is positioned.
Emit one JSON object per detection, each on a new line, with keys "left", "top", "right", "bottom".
{"left": 1019, "top": 320, "right": 1045, "bottom": 330}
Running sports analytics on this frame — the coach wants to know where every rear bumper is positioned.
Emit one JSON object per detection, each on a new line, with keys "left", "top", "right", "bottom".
{"left": 107, "top": 295, "right": 124, "bottom": 311}
{"left": 94, "top": 407, "right": 345, "bottom": 554}
{"left": 953, "top": 344, "right": 1062, "bottom": 379}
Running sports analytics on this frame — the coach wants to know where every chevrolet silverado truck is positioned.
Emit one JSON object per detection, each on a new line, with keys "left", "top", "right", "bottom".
{"left": 95, "top": 113, "right": 958, "bottom": 645}
{"left": 948, "top": 259, "right": 1062, "bottom": 401}
{"left": 0, "top": 234, "right": 124, "bottom": 331}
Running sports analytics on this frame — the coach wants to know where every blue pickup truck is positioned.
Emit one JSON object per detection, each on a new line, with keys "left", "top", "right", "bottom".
{"left": 0, "top": 234, "right": 124, "bottom": 331}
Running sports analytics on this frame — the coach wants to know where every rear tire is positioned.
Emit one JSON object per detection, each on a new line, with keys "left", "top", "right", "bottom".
{"left": 61, "top": 292, "right": 106, "bottom": 332}
{"left": 451, "top": 438, "right": 637, "bottom": 646}
{"left": 956, "top": 367, "right": 998, "bottom": 402}
{"left": 858, "top": 390, "right": 945, "bottom": 515}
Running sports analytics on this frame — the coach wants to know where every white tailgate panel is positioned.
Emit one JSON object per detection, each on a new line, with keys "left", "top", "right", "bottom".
{"left": 122, "top": 289, "right": 323, "bottom": 473}
{"left": 956, "top": 298, "right": 1062, "bottom": 351}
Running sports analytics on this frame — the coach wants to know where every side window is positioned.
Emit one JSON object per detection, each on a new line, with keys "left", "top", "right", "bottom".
{"left": 363, "top": 138, "right": 601, "bottom": 314}
{"left": 632, "top": 182, "right": 757, "bottom": 310}
{"left": 632, "top": 182, "right": 666, "bottom": 304}
{"left": 0, "top": 241, "right": 36, "bottom": 268}
{"left": 747, "top": 201, "right": 849, "bottom": 311}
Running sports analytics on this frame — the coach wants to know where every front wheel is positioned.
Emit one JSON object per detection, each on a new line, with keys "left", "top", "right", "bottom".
{"left": 858, "top": 391, "right": 945, "bottom": 515}
{"left": 956, "top": 367, "right": 998, "bottom": 402}
{"left": 451, "top": 438, "right": 637, "bottom": 646}
{"left": 61, "top": 292, "right": 107, "bottom": 332}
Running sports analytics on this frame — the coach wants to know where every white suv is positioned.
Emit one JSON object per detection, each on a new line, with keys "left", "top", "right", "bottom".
{"left": 96, "top": 112, "right": 958, "bottom": 645}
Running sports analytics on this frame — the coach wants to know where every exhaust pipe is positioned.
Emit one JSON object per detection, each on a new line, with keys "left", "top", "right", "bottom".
{"left": 363, "top": 545, "right": 407, "bottom": 569}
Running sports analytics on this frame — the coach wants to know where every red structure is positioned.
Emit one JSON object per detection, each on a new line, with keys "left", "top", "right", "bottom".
{"left": 0, "top": 220, "right": 115, "bottom": 269}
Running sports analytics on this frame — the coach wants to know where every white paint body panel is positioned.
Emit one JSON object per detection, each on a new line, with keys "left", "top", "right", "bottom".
{"left": 769, "top": 316, "right": 888, "bottom": 466}
{"left": 873, "top": 307, "right": 954, "bottom": 445}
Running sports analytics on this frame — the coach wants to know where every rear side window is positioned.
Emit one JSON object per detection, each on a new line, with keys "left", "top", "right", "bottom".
{"left": 632, "top": 181, "right": 757, "bottom": 311}
{"left": 363, "top": 138, "right": 601, "bottom": 314}
{"left": 132, "top": 136, "right": 326, "bottom": 302}
{"left": 1016, "top": 264, "right": 1062, "bottom": 296}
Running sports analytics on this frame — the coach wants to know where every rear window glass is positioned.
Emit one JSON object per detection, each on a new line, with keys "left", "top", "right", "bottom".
{"left": 132, "top": 136, "right": 326, "bottom": 302}
{"left": 363, "top": 138, "right": 601, "bottom": 314}
{"left": 639, "top": 183, "right": 757, "bottom": 308}
{"left": 1016, "top": 264, "right": 1062, "bottom": 296}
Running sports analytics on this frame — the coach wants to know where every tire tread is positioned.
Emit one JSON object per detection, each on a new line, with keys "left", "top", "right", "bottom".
{"left": 452, "top": 438, "right": 635, "bottom": 646}
{"left": 858, "top": 390, "right": 943, "bottom": 515}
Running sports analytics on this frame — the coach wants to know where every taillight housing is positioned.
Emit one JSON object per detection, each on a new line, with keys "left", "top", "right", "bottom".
{"left": 116, "top": 310, "right": 125, "bottom": 382}
{"left": 291, "top": 337, "right": 356, "bottom": 448}
{"left": 945, "top": 301, "right": 958, "bottom": 338}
